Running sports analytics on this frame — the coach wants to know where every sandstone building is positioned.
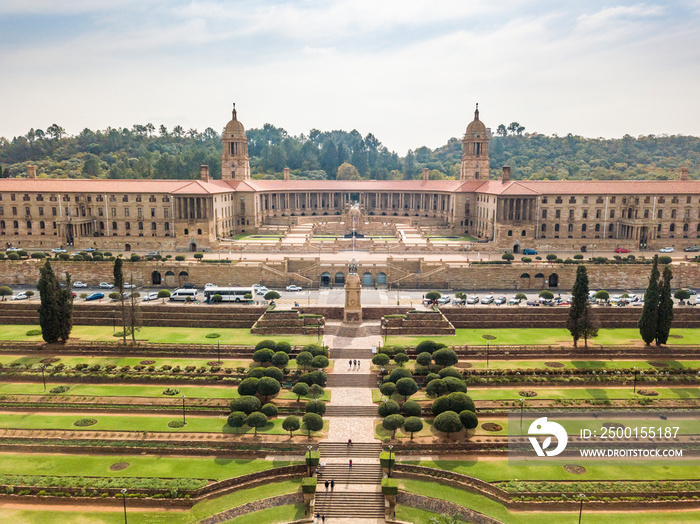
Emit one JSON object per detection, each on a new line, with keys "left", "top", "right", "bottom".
{"left": 0, "top": 105, "right": 698, "bottom": 254}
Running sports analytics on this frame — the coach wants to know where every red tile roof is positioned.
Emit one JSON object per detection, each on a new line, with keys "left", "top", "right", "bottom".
{"left": 477, "top": 179, "right": 700, "bottom": 196}
{"left": 240, "top": 179, "right": 469, "bottom": 192}
{"left": 0, "top": 178, "right": 232, "bottom": 194}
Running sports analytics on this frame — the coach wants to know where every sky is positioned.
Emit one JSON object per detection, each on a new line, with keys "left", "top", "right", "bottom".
{"left": 1, "top": 0, "right": 699, "bottom": 154}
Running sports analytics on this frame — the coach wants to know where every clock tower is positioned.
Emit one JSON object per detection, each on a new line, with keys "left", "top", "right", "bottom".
{"left": 343, "top": 258, "right": 362, "bottom": 323}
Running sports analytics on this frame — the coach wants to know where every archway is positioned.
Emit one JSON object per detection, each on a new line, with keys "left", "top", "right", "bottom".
{"left": 189, "top": 242, "right": 197, "bottom": 252}
{"left": 334, "top": 272, "right": 345, "bottom": 285}
{"left": 178, "top": 271, "right": 189, "bottom": 286}
{"left": 580, "top": 246, "right": 587, "bottom": 253}
{"left": 534, "top": 273, "right": 545, "bottom": 288}
{"left": 549, "top": 273, "right": 559, "bottom": 288}
{"left": 519, "top": 273, "right": 531, "bottom": 289}
{"left": 362, "top": 272, "right": 373, "bottom": 287}
{"left": 164, "top": 271, "right": 176, "bottom": 287}
{"left": 376, "top": 272, "right": 387, "bottom": 286}
{"left": 513, "top": 244, "right": 520, "bottom": 254}
{"left": 320, "top": 272, "right": 331, "bottom": 287}
{"left": 151, "top": 271, "right": 162, "bottom": 285}
{"left": 124, "top": 244, "right": 131, "bottom": 252}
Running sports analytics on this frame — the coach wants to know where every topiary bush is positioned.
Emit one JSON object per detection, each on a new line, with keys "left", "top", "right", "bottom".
{"left": 261, "top": 403, "right": 278, "bottom": 418}
{"left": 264, "top": 367, "right": 284, "bottom": 383}
{"left": 433, "top": 410, "right": 463, "bottom": 436}
{"left": 401, "top": 400, "right": 422, "bottom": 417}
{"left": 416, "top": 352, "right": 432, "bottom": 367}
{"left": 252, "top": 348, "right": 275, "bottom": 364}
{"left": 230, "top": 395, "right": 261, "bottom": 415}
{"left": 388, "top": 368, "right": 412, "bottom": 384}
{"left": 459, "top": 410, "right": 479, "bottom": 430}
{"left": 415, "top": 340, "right": 445, "bottom": 355}
{"left": 305, "top": 400, "right": 326, "bottom": 415}
{"left": 275, "top": 341, "right": 292, "bottom": 354}
{"left": 432, "top": 392, "right": 475, "bottom": 415}
{"left": 255, "top": 340, "right": 277, "bottom": 351}
{"left": 73, "top": 419, "right": 98, "bottom": 427}
{"left": 311, "top": 355, "right": 330, "bottom": 369}
{"left": 270, "top": 351, "right": 290, "bottom": 367}
{"left": 372, "top": 353, "right": 391, "bottom": 366}
{"left": 26, "top": 329, "right": 42, "bottom": 336}
{"left": 205, "top": 333, "right": 221, "bottom": 339}
{"left": 378, "top": 399, "right": 400, "bottom": 417}
{"left": 237, "top": 377, "right": 260, "bottom": 396}
{"left": 379, "top": 382, "right": 397, "bottom": 397}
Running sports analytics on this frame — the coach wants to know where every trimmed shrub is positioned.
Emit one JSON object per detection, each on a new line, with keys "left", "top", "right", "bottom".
{"left": 292, "top": 382, "right": 309, "bottom": 401}
{"left": 388, "top": 368, "right": 412, "bottom": 384}
{"left": 305, "top": 400, "right": 326, "bottom": 416}
{"left": 311, "top": 355, "right": 330, "bottom": 369}
{"left": 444, "top": 376, "right": 467, "bottom": 393}
{"left": 459, "top": 410, "right": 479, "bottom": 430}
{"left": 401, "top": 400, "right": 422, "bottom": 417}
{"left": 26, "top": 329, "right": 42, "bottom": 336}
{"left": 263, "top": 367, "right": 284, "bottom": 382}
{"left": 416, "top": 352, "right": 432, "bottom": 367}
{"left": 309, "top": 384, "right": 325, "bottom": 399}
{"left": 302, "top": 413, "right": 323, "bottom": 437}
{"left": 247, "top": 367, "right": 267, "bottom": 379}
{"left": 275, "top": 341, "right": 292, "bottom": 354}
{"left": 433, "top": 411, "right": 463, "bottom": 436}
{"left": 415, "top": 340, "right": 444, "bottom": 355}
{"left": 255, "top": 340, "right": 277, "bottom": 351}
{"left": 394, "top": 353, "right": 410, "bottom": 367}
{"left": 382, "top": 414, "right": 405, "bottom": 438}
{"left": 395, "top": 377, "right": 418, "bottom": 400}
{"left": 438, "top": 367, "right": 462, "bottom": 379}
{"left": 257, "top": 377, "right": 281, "bottom": 400}
{"left": 295, "top": 351, "right": 313, "bottom": 368}
{"left": 426, "top": 372, "right": 440, "bottom": 383}
{"left": 270, "top": 351, "right": 290, "bottom": 367}
{"left": 433, "top": 348, "right": 458, "bottom": 368}
{"left": 432, "top": 392, "right": 475, "bottom": 415}
{"left": 261, "top": 403, "right": 278, "bottom": 418}
{"left": 379, "top": 382, "right": 397, "bottom": 397}
{"left": 282, "top": 415, "right": 300, "bottom": 436}
{"left": 426, "top": 378, "right": 448, "bottom": 398}
{"left": 372, "top": 353, "right": 390, "bottom": 366}
{"left": 378, "top": 399, "right": 400, "bottom": 417}
{"left": 404, "top": 416, "right": 424, "bottom": 439}
{"left": 252, "top": 348, "right": 275, "bottom": 364}
{"left": 237, "top": 378, "right": 260, "bottom": 396}
{"left": 245, "top": 412, "right": 268, "bottom": 435}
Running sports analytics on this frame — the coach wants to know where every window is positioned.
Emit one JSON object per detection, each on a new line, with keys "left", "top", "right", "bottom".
{"left": 197, "top": 228, "right": 202, "bottom": 235}
{"left": 688, "top": 196, "right": 692, "bottom": 204}
{"left": 684, "top": 223, "right": 689, "bottom": 232}
{"left": 151, "top": 208, "right": 156, "bottom": 217}
{"left": 52, "top": 207, "right": 57, "bottom": 216}
{"left": 151, "top": 222, "right": 157, "bottom": 230}
{"left": 611, "top": 196, "right": 616, "bottom": 203}
{"left": 609, "top": 209, "right": 615, "bottom": 219}
{"left": 521, "top": 230, "right": 526, "bottom": 236}
{"left": 36, "top": 195, "right": 43, "bottom": 202}
{"left": 555, "top": 197, "right": 563, "bottom": 204}
{"left": 26, "top": 221, "right": 31, "bottom": 229}
{"left": 125, "top": 222, "right": 130, "bottom": 230}
{"left": 10, "top": 194, "right": 15, "bottom": 201}
{"left": 671, "top": 209, "right": 677, "bottom": 219}
{"left": 164, "top": 208, "right": 169, "bottom": 219}
{"left": 568, "top": 224, "right": 573, "bottom": 232}
{"left": 112, "top": 221, "right": 117, "bottom": 231}
{"left": 184, "top": 228, "right": 189, "bottom": 235}
{"left": 595, "top": 223, "right": 600, "bottom": 231}
{"left": 136, "top": 195, "right": 142, "bottom": 203}
{"left": 111, "top": 208, "right": 116, "bottom": 217}
{"left": 568, "top": 209, "right": 574, "bottom": 219}
{"left": 164, "top": 222, "right": 170, "bottom": 230}
{"left": 555, "top": 210, "right": 561, "bottom": 219}
{"left": 39, "top": 221, "right": 45, "bottom": 229}
{"left": 670, "top": 223, "right": 676, "bottom": 232}
{"left": 581, "top": 224, "right": 587, "bottom": 232}
{"left": 541, "top": 224, "right": 546, "bottom": 231}
{"left": 25, "top": 207, "right": 30, "bottom": 216}
{"left": 672, "top": 196, "right": 679, "bottom": 204}
{"left": 138, "top": 221, "right": 144, "bottom": 230}
{"left": 123, "top": 195, "right": 129, "bottom": 202}
{"left": 554, "top": 224, "right": 560, "bottom": 232}
{"left": 12, "top": 207, "right": 17, "bottom": 216}
{"left": 507, "top": 230, "right": 513, "bottom": 236}
{"left": 644, "top": 210, "right": 649, "bottom": 218}
{"left": 645, "top": 196, "right": 651, "bottom": 203}
{"left": 0, "top": 206, "right": 3, "bottom": 215}
{"left": 110, "top": 195, "right": 116, "bottom": 202}
{"left": 569, "top": 197, "right": 576, "bottom": 204}
{"left": 582, "top": 210, "right": 588, "bottom": 219}
{"left": 124, "top": 208, "right": 130, "bottom": 217}
{"left": 149, "top": 195, "right": 156, "bottom": 203}
{"left": 658, "top": 210, "right": 663, "bottom": 219}
{"left": 583, "top": 196, "right": 588, "bottom": 204}
{"left": 137, "top": 208, "right": 143, "bottom": 217}
{"left": 38, "top": 207, "right": 44, "bottom": 216}
{"left": 609, "top": 224, "right": 614, "bottom": 232}
{"left": 542, "top": 209, "right": 547, "bottom": 219}
{"left": 162, "top": 196, "right": 170, "bottom": 203}
{"left": 98, "top": 208, "right": 103, "bottom": 217}
{"left": 542, "top": 197, "right": 548, "bottom": 204}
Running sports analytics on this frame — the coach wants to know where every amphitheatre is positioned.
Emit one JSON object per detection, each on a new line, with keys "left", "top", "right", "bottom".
{"left": 0, "top": 109, "right": 699, "bottom": 524}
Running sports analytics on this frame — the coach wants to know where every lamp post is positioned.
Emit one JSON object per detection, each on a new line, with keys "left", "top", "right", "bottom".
{"left": 388, "top": 444, "right": 394, "bottom": 478}
{"left": 40, "top": 364, "right": 46, "bottom": 392}
{"left": 121, "top": 488, "right": 128, "bottom": 524}
{"left": 217, "top": 340, "right": 221, "bottom": 364}
{"left": 519, "top": 398, "right": 525, "bottom": 430}
{"left": 181, "top": 395, "right": 186, "bottom": 425}
{"left": 633, "top": 366, "right": 639, "bottom": 394}
{"left": 482, "top": 334, "right": 496, "bottom": 368}
{"left": 578, "top": 493, "right": 586, "bottom": 523}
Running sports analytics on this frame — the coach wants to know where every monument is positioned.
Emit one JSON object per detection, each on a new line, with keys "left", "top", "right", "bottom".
{"left": 343, "top": 257, "right": 362, "bottom": 323}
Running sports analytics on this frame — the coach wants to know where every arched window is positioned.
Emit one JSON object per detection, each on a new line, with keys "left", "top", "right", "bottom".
{"left": 26, "top": 221, "right": 32, "bottom": 229}
{"left": 594, "top": 223, "right": 600, "bottom": 232}
{"left": 554, "top": 224, "right": 560, "bottom": 232}
{"left": 164, "top": 222, "right": 170, "bottom": 230}
{"left": 609, "top": 224, "right": 614, "bottom": 232}
{"left": 670, "top": 223, "right": 676, "bottom": 232}
{"left": 99, "top": 221, "right": 104, "bottom": 229}
{"left": 13, "top": 221, "right": 18, "bottom": 228}
{"left": 541, "top": 224, "right": 546, "bottom": 232}
{"left": 581, "top": 224, "right": 587, "bottom": 232}
{"left": 39, "top": 221, "right": 45, "bottom": 229}
{"left": 125, "top": 222, "right": 131, "bottom": 230}
{"left": 151, "top": 222, "right": 157, "bottom": 230}
{"left": 138, "top": 221, "right": 144, "bottom": 230}
{"left": 568, "top": 224, "right": 573, "bottom": 232}
{"left": 184, "top": 228, "right": 189, "bottom": 235}
{"left": 0, "top": 220, "right": 4, "bottom": 228}
{"left": 507, "top": 230, "right": 512, "bottom": 237}
{"left": 683, "top": 223, "right": 689, "bottom": 232}
{"left": 112, "top": 221, "right": 118, "bottom": 231}
{"left": 197, "top": 228, "right": 202, "bottom": 235}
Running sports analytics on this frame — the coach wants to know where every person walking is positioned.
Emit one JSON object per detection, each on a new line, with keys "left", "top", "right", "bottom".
{"left": 348, "top": 359, "right": 352, "bottom": 369}
{"left": 347, "top": 438, "right": 352, "bottom": 447}
{"left": 321, "top": 516, "right": 326, "bottom": 524}
{"left": 349, "top": 459, "right": 352, "bottom": 470}
{"left": 325, "top": 480, "right": 329, "bottom": 492}
{"left": 315, "top": 511, "right": 320, "bottom": 522}
{"left": 330, "top": 479, "right": 335, "bottom": 491}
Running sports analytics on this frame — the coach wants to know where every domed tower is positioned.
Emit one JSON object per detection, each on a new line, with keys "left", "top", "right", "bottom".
{"left": 460, "top": 104, "right": 490, "bottom": 181}
{"left": 221, "top": 103, "right": 250, "bottom": 180}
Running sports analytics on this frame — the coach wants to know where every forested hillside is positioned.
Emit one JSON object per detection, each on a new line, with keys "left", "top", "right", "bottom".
{"left": 1, "top": 122, "right": 698, "bottom": 182}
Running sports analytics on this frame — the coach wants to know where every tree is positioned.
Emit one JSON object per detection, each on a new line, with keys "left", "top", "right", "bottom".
{"left": 253, "top": 348, "right": 275, "bottom": 364}
{"left": 501, "top": 253, "right": 514, "bottom": 261}
{"left": 425, "top": 291, "right": 441, "bottom": 302}
{"left": 372, "top": 353, "right": 390, "bottom": 366}
{"left": 157, "top": 289, "right": 171, "bottom": 303}
{"left": 539, "top": 290, "right": 554, "bottom": 300}
{"left": 416, "top": 340, "right": 444, "bottom": 354}
{"left": 380, "top": 382, "right": 397, "bottom": 397}
{"left": 336, "top": 162, "right": 361, "bottom": 180}
{"left": 264, "top": 290, "right": 280, "bottom": 303}
{"left": 126, "top": 281, "right": 141, "bottom": 344}
{"left": 271, "top": 351, "right": 290, "bottom": 367}
{"left": 37, "top": 260, "right": 72, "bottom": 343}
{"left": 444, "top": 376, "right": 467, "bottom": 393}
{"left": 378, "top": 399, "right": 400, "bottom": 417}
{"left": 404, "top": 416, "right": 424, "bottom": 440}
{"left": 401, "top": 400, "right": 422, "bottom": 417}
{"left": 496, "top": 124, "right": 507, "bottom": 137}
{"left": 282, "top": 415, "right": 300, "bottom": 437}
{"left": 656, "top": 265, "right": 674, "bottom": 346}
{"left": 0, "top": 286, "right": 12, "bottom": 300}
{"left": 296, "top": 351, "right": 313, "bottom": 368}
{"left": 230, "top": 395, "right": 261, "bottom": 415}
{"left": 674, "top": 289, "right": 691, "bottom": 303}
{"left": 302, "top": 412, "right": 323, "bottom": 437}
{"left": 311, "top": 355, "right": 330, "bottom": 369}
{"left": 257, "top": 377, "right": 281, "bottom": 401}
{"left": 595, "top": 290, "right": 610, "bottom": 302}
{"left": 245, "top": 411, "right": 268, "bottom": 436}
{"left": 292, "top": 382, "right": 309, "bottom": 401}
{"left": 261, "top": 403, "right": 278, "bottom": 418}
{"left": 395, "top": 377, "right": 418, "bottom": 401}
{"left": 388, "top": 368, "right": 412, "bottom": 383}
{"left": 416, "top": 352, "right": 432, "bottom": 367}
{"left": 566, "top": 265, "right": 599, "bottom": 348}
{"left": 113, "top": 258, "right": 126, "bottom": 345}
{"left": 237, "top": 377, "right": 260, "bottom": 396}
{"left": 227, "top": 411, "right": 247, "bottom": 433}
{"left": 309, "top": 383, "right": 325, "bottom": 399}
{"left": 433, "top": 411, "right": 463, "bottom": 437}
{"left": 639, "top": 255, "right": 661, "bottom": 345}
{"left": 426, "top": 378, "right": 448, "bottom": 398}
{"left": 459, "top": 410, "right": 479, "bottom": 431}
{"left": 433, "top": 348, "right": 459, "bottom": 368}
{"left": 305, "top": 400, "right": 326, "bottom": 416}
{"left": 382, "top": 414, "right": 405, "bottom": 438}
{"left": 394, "top": 353, "right": 409, "bottom": 367}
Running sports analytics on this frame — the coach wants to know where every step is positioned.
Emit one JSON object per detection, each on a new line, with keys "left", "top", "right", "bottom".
{"left": 319, "top": 442, "right": 382, "bottom": 458}
{"left": 331, "top": 348, "right": 374, "bottom": 359}
{"left": 314, "top": 492, "right": 385, "bottom": 518}
{"left": 325, "top": 406, "right": 377, "bottom": 417}
{"left": 326, "top": 374, "right": 377, "bottom": 387}
{"left": 317, "top": 464, "right": 382, "bottom": 484}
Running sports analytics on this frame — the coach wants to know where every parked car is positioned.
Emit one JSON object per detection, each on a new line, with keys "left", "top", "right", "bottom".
{"left": 182, "top": 283, "right": 197, "bottom": 289}
{"left": 685, "top": 289, "right": 697, "bottom": 295}
{"left": 526, "top": 300, "right": 540, "bottom": 306}
{"left": 286, "top": 285, "right": 302, "bottom": 292}
{"left": 494, "top": 296, "right": 507, "bottom": 305}
{"left": 452, "top": 297, "right": 466, "bottom": 306}
{"left": 85, "top": 292, "right": 105, "bottom": 301}
{"left": 73, "top": 281, "right": 88, "bottom": 288}
{"left": 6, "top": 247, "right": 20, "bottom": 252}
{"left": 145, "top": 251, "right": 160, "bottom": 257}
{"left": 51, "top": 247, "right": 67, "bottom": 254}
{"left": 98, "top": 282, "right": 114, "bottom": 289}
{"left": 540, "top": 299, "right": 556, "bottom": 306}
{"left": 684, "top": 246, "right": 700, "bottom": 252}
{"left": 437, "top": 295, "right": 452, "bottom": 305}
{"left": 480, "top": 295, "right": 494, "bottom": 304}
{"left": 256, "top": 287, "right": 270, "bottom": 296}
{"left": 142, "top": 292, "right": 159, "bottom": 302}
{"left": 467, "top": 295, "right": 479, "bottom": 304}
{"left": 83, "top": 247, "right": 96, "bottom": 253}
{"left": 659, "top": 247, "right": 674, "bottom": 253}
{"left": 522, "top": 248, "right": 537, "bottom": 255}
{"left": 123, "top": 283, "right": 137, "bottom": 289}
{"left": 508, "top": 297, "right": 522, "bottom": 305}
{"left": 615, "top": 247, "right": 630, "bottom": 253}
{"left": 11, "top": 292, "right": 28, "bottom": 300}
{"left": 204, "top": 283, "right": 216, "bottom": 289}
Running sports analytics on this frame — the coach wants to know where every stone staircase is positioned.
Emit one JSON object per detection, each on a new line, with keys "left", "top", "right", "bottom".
{"left": 314, "top": 492, "right": 385, "bottom": 518}
{"left": 326, "top": 374, "right": 377, "bottom": 388}
{"left": 317, "top": 463, "right": 382, "bottom": 484}
{"left": 325, "top": 405, "right": 377, "bottom": 418}
{"left": 318, "top": 442, "right": 382, "bottom": 458}
{"left": 330, "top": 347, "right": 374, "bottom": 360}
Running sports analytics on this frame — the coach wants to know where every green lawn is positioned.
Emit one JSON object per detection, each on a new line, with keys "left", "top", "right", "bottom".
{"left": 384, "top": 359, "right": 700, "bottom": 372}
{"left": 0, "top": 325, "right": 317, "bottom": 346}
{"left": 222, "top": 504, "right": 305, "bottom": 523}
{"left": 0, "top": 454, "right": 297, "bottom": 480}
{"left": 387, "top": 327, "right": 700, "bottom": 346}
{"left": 396, "top": 481, "right": 700, "bottom": 523}
{"left": 0, "top": 381, "right": 330, "bottom": 402}
{"left": 0, "top": 412, "right": 328, "bottom": 437}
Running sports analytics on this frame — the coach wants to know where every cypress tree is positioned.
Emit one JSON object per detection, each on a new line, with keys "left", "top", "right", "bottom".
{"left": 37, "top": 260, "right": 61, "bottom": 343}
{"left": 56, "top": 271, "right": 73, "bottom": 342}
{"left": 656, "top": 265, "right": 674, "bottom": 346}
{"left": 638, "top": 255, "right": 661, "bottom": 345}
{"left": 566, "top": 265, "right": 589, "bottom": 347}
{"left": 113, "top": 258, "right": 126, "bottom": 344}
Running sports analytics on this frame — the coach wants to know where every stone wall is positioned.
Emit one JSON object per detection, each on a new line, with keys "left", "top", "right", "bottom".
{"left": 395, "top": 491, "right": 503, "bottom": 524}
{"left": 199, "top": 493, "right": 304, "bottom": 524}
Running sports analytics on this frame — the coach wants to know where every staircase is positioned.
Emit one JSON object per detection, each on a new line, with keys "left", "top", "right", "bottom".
{"left": 326, "top": 374, "right": 377, "bottom": 388}
{"left": 317, "top": 463, "right": 382, "bottom": 484}
{"left": 325, "top": 405, "right": 377, "bottom": 417}
{"left": 331, "top": 347, "right": 374, "bottom": 360}
{"left": 314, "top": 492, "right": 385, "bottom": 518}
{"left": 318, "top": 442, "right": 382, "bottom": 458}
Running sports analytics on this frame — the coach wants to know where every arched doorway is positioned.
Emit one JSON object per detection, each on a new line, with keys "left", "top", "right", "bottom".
{"left": 534, "top": 273, "right": 545, "bottom": 288}
{"left": 320, "top": 272, "right": 331, "bottom": 287}
{"left": 362, "top": 272, "right": 373, "bottom": 287}
{"left": 151, "top": 271, "right": 162, "bottom": 285}
{"left": 581, "top": 246, "right": 587, "bottom": 253}
{"left": 519, "top": 273, "right": 531, "bottom": 289}
{"left": 334, "top": 272, "right": 345, "bottom": 285}
{"left": 189, "top": 242, "right": 197, "bottom": 252}
{"left": 164, "top": 271, "right": 176, "bottom": 287}
{"left": 178, "top": 271, "right": 189, "bottom": 286}
{"left": 376, "top": 272, "right": 387, "bottom": 286}
{"left": 124, "top": 244, "right": 131, "bottom": 252}
{"left": 549, "top": 273, "right": 559, "bottom": 288}
{"left": 513, "top": 244, "right": 520, "bottom": 254}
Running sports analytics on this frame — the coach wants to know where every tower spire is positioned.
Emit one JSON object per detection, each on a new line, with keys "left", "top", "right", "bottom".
{"left": 474, "top": 103, "right": 479, "bottom": 120}
{"left": 232, "top": 102, "right": 237, "bottom": 120}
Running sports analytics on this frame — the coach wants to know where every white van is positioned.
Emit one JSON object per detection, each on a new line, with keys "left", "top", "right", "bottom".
{"left": 170, "top": 289, "right": 198, "bottom": 302}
